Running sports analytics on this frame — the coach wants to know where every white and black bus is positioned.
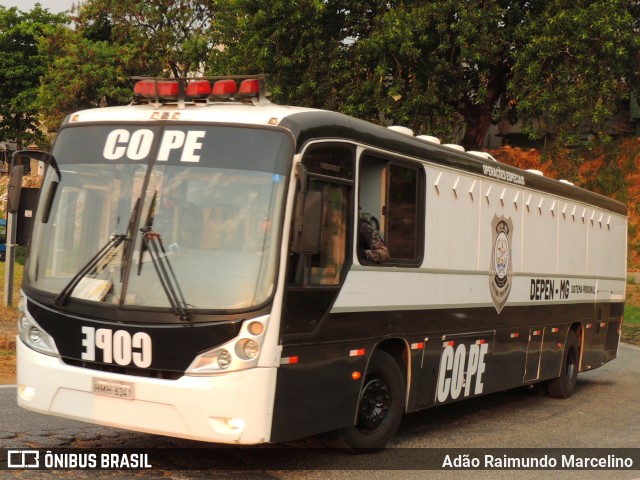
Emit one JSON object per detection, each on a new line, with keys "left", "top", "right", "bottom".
{"left": 15, "top": 76, "right": 627, "bottom": 448}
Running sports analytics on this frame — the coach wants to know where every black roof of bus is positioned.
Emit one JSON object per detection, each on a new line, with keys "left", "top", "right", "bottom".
{"left": 279, "top": 110, "right": 627, "bottom": 216}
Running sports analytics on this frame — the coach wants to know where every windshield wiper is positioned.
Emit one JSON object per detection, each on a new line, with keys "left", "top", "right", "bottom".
{"left": 137, "top": 190, "right": 157, "bottom": 276}
{"left": 135, "top": 190, "right": 190, "bottom": 321}
{"left": 139, "top": 226, "right": 190, "bottom": 321}
{"left": 54, "top": 198, "right": 142, "bottom": 306}
{"left": 120, "top": 197, "right": 141, "bottom": 283}
{"left": 54, "top": 234, "right": 127, "bottom": 306}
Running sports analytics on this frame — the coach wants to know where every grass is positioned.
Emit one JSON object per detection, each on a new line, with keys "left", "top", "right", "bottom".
{"left": 622, "top": 303, "right": 640, "bottom": 345}
{"left": 623, "top": 304, "right": 640, "bottom": 325}
{"left": 623, "top": 282, "right": 640, "bottom": 345}
{"left": 0, "top": 259, "right": 23, "bottom": 343}
{"left": 622, "top": 326, "right": 640, "bottom": 345}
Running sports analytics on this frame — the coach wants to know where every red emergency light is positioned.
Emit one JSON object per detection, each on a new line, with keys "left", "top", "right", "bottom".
{"left": 133, "top": 79, "right": 157, "bottom": 98}
{"left": 186, "top": 80, "right": 212, "bottom": 99}
{"left": 238, "top": 78, "right": 260, "bottom": 98}
{"left": 132, "top": 75, "right": 267, "bottom": 105}
{"left": 211, "top": 79, "right": 237, "bottom": 99}
{"left": 133, "top": 79, "right": 179, "bottom": 100}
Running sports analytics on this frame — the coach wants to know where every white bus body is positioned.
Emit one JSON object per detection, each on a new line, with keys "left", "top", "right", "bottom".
{"left": 16, "top": 77, "right": 626, "bottom": 448}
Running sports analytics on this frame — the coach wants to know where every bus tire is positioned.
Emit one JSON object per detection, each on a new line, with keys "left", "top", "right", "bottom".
{"left": 335, "top": 350, "right": 405, "bottom": 449}
{"left": 547, "top": 330, "right": 579, "bottom": 399}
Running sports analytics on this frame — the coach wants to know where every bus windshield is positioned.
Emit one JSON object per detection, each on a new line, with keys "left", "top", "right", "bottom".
{"left": 26, "top": 124, "right": 292, "bottom": 314}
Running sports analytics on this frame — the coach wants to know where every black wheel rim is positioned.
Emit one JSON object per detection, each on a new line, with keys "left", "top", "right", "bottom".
{"left": 356, "top": 378, "right": 391, "bottom": 433}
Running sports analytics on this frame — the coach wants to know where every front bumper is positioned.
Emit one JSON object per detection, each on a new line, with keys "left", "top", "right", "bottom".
{"left": 17, "top": 338, "right": 278, "bottom": 444}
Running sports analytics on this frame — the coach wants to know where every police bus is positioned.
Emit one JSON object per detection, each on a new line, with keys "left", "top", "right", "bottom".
{"left": 15, "top": 76, "right": 627, "bottom": 448}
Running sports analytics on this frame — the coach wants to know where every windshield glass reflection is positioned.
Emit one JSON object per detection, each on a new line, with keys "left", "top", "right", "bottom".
{"left": 27, "top": 125, "right": 291, "bottom": 314}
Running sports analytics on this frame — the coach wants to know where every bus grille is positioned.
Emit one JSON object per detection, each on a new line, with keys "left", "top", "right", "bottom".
{"left": 63, "top": 357, "right": 184, "bottom": 380}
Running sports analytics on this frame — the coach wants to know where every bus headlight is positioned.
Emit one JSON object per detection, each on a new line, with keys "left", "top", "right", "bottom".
{"left": 186, "top": 348, "right": 233, "bottom": 374}
{"left": 236, "top": 339, "right": 259, "bottom": 360}
{"left": 19, "top": 314, "right": 29, "bottom": 331}
{"left": 29, "top": 327, "right": 43, "bottom": 344}
{"left": 185, "top": 318, "right": 266, "bottom": 376}
{"left": 217, "top": 350, "right": 232, "bottom": 369}
{"left": 17, "top": 298, "right": 59, "bottom": 357}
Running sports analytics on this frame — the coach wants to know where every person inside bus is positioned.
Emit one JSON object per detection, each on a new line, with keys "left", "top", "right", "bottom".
{"left": 156, "top": 186, "right": 203, "bottom": 249}
{"left": 358, "top": 210, "right": 389, "bottom": 263}
{"left": 202, "top": 204, "right": 243, "bottom": 250}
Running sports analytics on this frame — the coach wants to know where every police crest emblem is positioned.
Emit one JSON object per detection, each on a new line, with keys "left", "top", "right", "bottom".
{"left": 489, "top": 215, "right": 513, "bottom": 314}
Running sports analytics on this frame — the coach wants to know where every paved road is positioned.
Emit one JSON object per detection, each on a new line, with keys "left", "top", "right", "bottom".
{"left": 1, "top": 344, "right": 639, "bottom": 479}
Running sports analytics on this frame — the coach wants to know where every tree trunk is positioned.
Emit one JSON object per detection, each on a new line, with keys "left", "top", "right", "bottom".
{"left": 461, "top": 104, "right": 492, "bottom": 151}
{"left": 460, "top": 62, "right": 509, "bottom": 151}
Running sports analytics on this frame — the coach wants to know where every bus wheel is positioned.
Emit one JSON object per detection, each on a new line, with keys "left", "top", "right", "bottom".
{"left": 547, "top": 331, "right": 579, "bottom": 398}
{"left": 336, "top": 350, "right": 405, "bottom": 449}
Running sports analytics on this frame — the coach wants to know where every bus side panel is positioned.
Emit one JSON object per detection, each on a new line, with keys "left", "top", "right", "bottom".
{"left": 416, "top": 331, "right": 498, "bottom": 409}
{"left": 272, "top": 301, "right": 620, "bottom": 440}
{"left": 414, "top": 322, "right": 570, "bottom": 409}
{"left": 538, "top": 325, "right": 567, "bottom": 380}
{"left": 415, "top": 326, "right": 533, "bottom": 409}
{"left": 582, "top": 301, "right": 623, "bottom": 371}
{"left": 582, "top": 304, "right": 604, "bottom": 371}
{"left": 412, "top": 303, "right": 595, "bottom": 409}
{"left": 270, "top": 342, "right": 370, "bottom": 443}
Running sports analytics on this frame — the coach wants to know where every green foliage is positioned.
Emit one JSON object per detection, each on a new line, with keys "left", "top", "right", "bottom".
{"left": 212, "top": 0, "right": 346, "bottom": 108}
{"left": 1, "top": 1, "right": 637, "bottom": 154}
{"left": 37, "top": 28, "right": 138, "bottom": 131}
{"left": 14, "top": 246, "right": 28, "bottom": 266}
{"left": 628, "top": 223, "right": 636, "bottom": 247}
{"left": 36, "top": 0, "right": 219, "bottom": 131}
{"left": 213, "top": 0, "right": 530, "bottom": 146}
{"left": 0, "top": 5, "right": 68, "bottom": 147}
{"left": 214, "top": 0, "right": 639, "bottom": 150}
{"left": 626, "top": 304, "right": 640, "bottom": 324}
{"left": 75, "top": 0, "right": 217, "bottom": 77}
{"left": 622, "top": 324, "right": 640, "bottom": 345}
{"left": 510, "top": 0, "right": 640, "bottom": 144}
{"left": 589, "top": 161, "right": 628, "bottom": 201}
{"left": 623, "top": 304, "right": 640, "bottom": 344}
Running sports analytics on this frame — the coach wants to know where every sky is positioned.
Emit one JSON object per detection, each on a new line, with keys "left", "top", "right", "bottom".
{"left": 0, "top": 0, "right": 77, "bottom": 13}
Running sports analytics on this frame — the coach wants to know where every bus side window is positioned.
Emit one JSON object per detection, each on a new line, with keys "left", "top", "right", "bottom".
{"left": 307, "top": 181, "right": 349, "bottom": 285}
{"left": 386, "top": 163, "right": 420, "bottom": 261}
{"left": 289, "top": 145, "right": 354, "bottom": 286}
{"left": 359, "top": 154, "right": 422, "bottom": 265}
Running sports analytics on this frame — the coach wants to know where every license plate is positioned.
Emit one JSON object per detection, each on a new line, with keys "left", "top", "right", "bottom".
{"left": 92, "top": 378, "right": 134, "bottom": 400}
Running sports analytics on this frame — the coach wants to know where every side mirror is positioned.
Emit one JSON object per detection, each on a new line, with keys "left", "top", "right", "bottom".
{"left": 7, "top": 149, "right": 57, "bottom": 214}
{"left": 7, "top": 164, "right": 23, "bottom": 214}
{"left": 12, "top": 149, "right": 52, "bottom": 164}
{"left": 11, "top": 149, "right": 58, "bottom": 177}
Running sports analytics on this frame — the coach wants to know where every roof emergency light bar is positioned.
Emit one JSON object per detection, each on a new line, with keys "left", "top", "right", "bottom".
{"left": 131, "top": 75, "right": 269, "bottom": 107}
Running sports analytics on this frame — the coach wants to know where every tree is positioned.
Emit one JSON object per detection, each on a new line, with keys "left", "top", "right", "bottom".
{"left": 0, "top": 5, "right": 67, "bottom": 148}
{"left": 37, "top": 27, "right": 140, "bottom": 132}
{"left": 213, "top": 1, "right": 538, "bottom": 145}
{"left": 211, "top": 0, "right": 346, "bottom": 108}
{"left": 510, "top": 0, "right": 640, "bottom": 144}
{"left": 37, "top": 0, "right": 220, "bottom": 131}
{"left": 75, "top": 0, "right": 217, "bottom": 77}
{"left": 32, "top": 1, "right": 640, "bottom": 149}
{"left": 213, "top": 0, "right": 640, "bottom": 149}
